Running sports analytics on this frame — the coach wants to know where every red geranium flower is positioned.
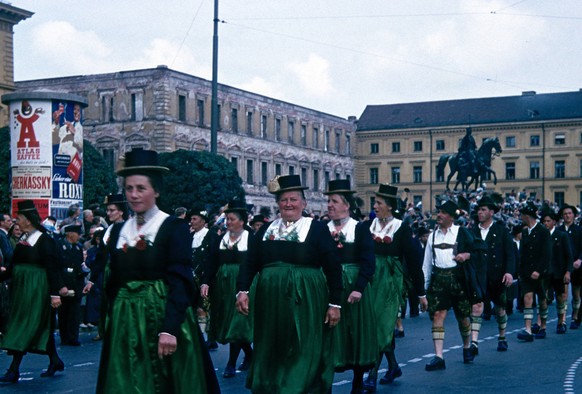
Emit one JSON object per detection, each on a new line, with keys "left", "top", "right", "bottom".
{"left": 122, "top": 243, "right": 128, "bottom": 253}
{"left": 383, "top": 236, "right": 392, "bottom": 244}
{"left": 135, "top": 239, "right": 148, "bottom": 250}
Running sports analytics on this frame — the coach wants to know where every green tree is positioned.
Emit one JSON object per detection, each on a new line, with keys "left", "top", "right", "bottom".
{"left": 83, "top": 139, "right": 118, "bottom": 207}
{"left": 158, "top": 149, "right": 244, "bottom": 214}
{"left": 0, "top": 127, "right": 10, "bottom": 213}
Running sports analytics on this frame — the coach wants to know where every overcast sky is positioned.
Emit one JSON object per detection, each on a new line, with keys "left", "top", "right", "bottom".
{"left": 9, "top": 0, "right": 582, "bottom": 119}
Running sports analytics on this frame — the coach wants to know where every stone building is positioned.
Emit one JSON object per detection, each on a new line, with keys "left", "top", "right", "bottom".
{"left": 0, "top": 3, "right": 32, "bottom": 126}
{"left": 355, "top": 90, "right": 582, "bottom": 214}
{"left": 15, "top": 66, "right": 355, "bottom": 216}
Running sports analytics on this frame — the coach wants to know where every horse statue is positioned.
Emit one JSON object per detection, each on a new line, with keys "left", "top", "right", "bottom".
{"left": 436, "top": 137, "right": 502, "bottom": 191}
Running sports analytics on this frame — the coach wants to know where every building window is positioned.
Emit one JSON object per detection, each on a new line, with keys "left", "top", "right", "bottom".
{"left": 197, "top": 99, "right": 205, "bottom": 127}
{"left": 506, "top": 136, "right": 516, "bottom": 148}
{"left": 313, "top": 169, "right": 319, "bottom": 191}
{"left": 324, "top": 130, "right": 330, "bottom": 152}
{"left": 261, "top": 115, "right": 267, "bottom": 139}
{"left": 413, "top": 141, "right": 423, "bottom": 152}
{"left": 391, "top": 167, "right": 400, "bottom": 184}
{"left": 370, "top": 168, "right": 379, "bottom": 184}
{"left": 288, "top": 121, "right": 295, "bottom": 144}
{"left": 580, "top": 159, "right": 582, "bottom": 177}
{"left": 505, "top": 162, "right": 515, "bottom": 180}
{"left": 246, "top": 160, "right": 254, "bottom": 184}
{"left": 301, "top": 125, "right": 307, "bottom": 146}
{"left": 130, "top": 94, "right": 137, "bottom": 121}
{"left": 555, "top": 192, "right": 565, "bottom": 208}
{"left": 413, "top": 195, "right": 422, "bottom": 207}
{"left": 289, "top": 165, "right": 295, "bottom": 175}
{"left": 301, "top": 168, "right": 307, "bottom": 187}
{"left": 231, "top": 108, "right": 238, "bottom": 133}
{"left": 346, "top": 174, "right": 351, "bottom": 187}
{"left": 275, "top": 163, "right": 282, "bottom": 176}
{"left": 530, "top": 135, "right": 540, "bottom": 147}
{"left": 555, "top": 134, "right": 566, "bottom": 145}
{"left": 370, "top": 196, "right": 376, "bottom": 211}
{"left": 392, "top": 142, "right": 400, "bottom": 153}
{"left": 530, "top": 161, "right": 540, "bottom": 179}
{"left": 436, "top": 140, "right": 445, "bottom": 151}
{"left": 555, "top": 160, "right": 565, "bottom": 178}
{"left": 413, "top": 166, "right": 422, "bottom": 183}
{"left": 436, "top": 165, "right": 444, "bottom": 182}
{"left": 261, "top": 162, "right": 268, "bottom": 186}
{"left": 335, "top": 131, "right": 341, "bottom": 152}
{"left": 275, "top": 118, "right": 281, "bottom": 141}
{"left": 313, "top": 127, "right": 319, "bottom": 148}
{"left": 247, "top": 111, "right": 253, "bottom": 135}
{"left": 371, "top": 143, "right": 379, "bottom": 154}
{"left": 336, "top": 173, "right": 341, "bottom": 180}
{"left": 345, "top": 135, "right": 351, "bottom": 155}
{"left": 324, "top": 171, "right": 330, "bottom": 189}
{"left": 102, "top": 149, "right": 115, "bottom": 169}
{"left": 178, "top": 94, "right": 186, "bottom": 122}
{"left": 231, "top": 157, "right": 238, "bottom": 172}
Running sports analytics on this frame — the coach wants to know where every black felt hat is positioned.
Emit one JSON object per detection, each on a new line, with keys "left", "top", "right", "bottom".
{"left": 189, "top": 208, "right": 209, "bottom": 222}
{"left": 17, "top": 200, "right": 38, "bottom": 213}
{"left": 63, "top": 224, "right": 82, "bottom": 234}
{"left": 540, "top": 206, "right": 559, "bottom": 221}
{"left": 250, "top": 214, "right": 268, "bottom": 225}
{"left": 224, "top": 199, "right": 248, "bottom": 214}
{"left": 103, "top": 194, "right": 126, "bottom": 205}
{"left": 519, "top": 203, "right": 538, "bottom": 218}
{"left": 116, "top": 148, "right": 169, "bottom": 176}
{"left": 324, "top": 179, "right": 355, "bottom": 195}
{"left": 267, "top": 175, "right": 308, "bottom": 194}
{"left": 558, "top": 204, "right": 579, "bottom": 218}
{"left": 436, "top": 200, "right": 460, "bottom": 219}
{"left": 476, "top": 195, "right": 500, "bottom": 213}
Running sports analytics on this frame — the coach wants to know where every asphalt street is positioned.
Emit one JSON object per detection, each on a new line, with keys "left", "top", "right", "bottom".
{"left": 1, "top": 302, "right": 581, "bottom": 393}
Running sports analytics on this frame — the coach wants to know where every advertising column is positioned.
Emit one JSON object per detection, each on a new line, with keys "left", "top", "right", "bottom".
{"left": 2, "top": 92, "right": 88, "bottom": 222}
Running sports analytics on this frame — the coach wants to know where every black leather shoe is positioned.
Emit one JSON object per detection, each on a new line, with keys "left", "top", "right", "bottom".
{"left": 223, "top": 365, "right": 236, "bottom": 378}
{"left": 497, "top": 340, "right": 508, "bottom": 351}
{"left": 425, "top": 356, "right": 446, "bottom": 371}
{"left": 470, "top": 342, "right": 479, "bottom": 356}
{"left": 40, "top": 360, "right": 65, "bottom": 378}
{"left": 393, "top": 329, "right": 404, "bottom": 338}
{"left": 362, "top": 373, "right": 377, "bottom": 392}
{"left": 557, "top": 323, "right": 567, "bottom": 334}
{"left": 463, "top": 348, "right": 474, "bottom": 364}
{"left": 517, "top": 329, "right": 534, "bottom": 342}
{"left": 379, "top": 367, "right": 402, "bottom": 385}
{"left": 206, "top": 340, "right": 219, "bottom": 351}
{"left": 531, "top": 323, "right": 541, "bottom": 334}
{"left": 0, "top": 370, "right": 19, "bottom": 383}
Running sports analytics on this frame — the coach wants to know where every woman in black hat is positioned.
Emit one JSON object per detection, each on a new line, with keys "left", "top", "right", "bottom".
{"left": 363, "top": 184, "right": 427, "bottom": 391}
{"left": 324, "top": 180, "right": 376, "bottom": 394}
{"left": 200, "top": 199, "right": 254, "bottom": 378}
{"left": 96, "top": 149, "right": 219, "bottom": 393}
{"left": 236, "top": 174, "right": 342, "bottom": 394}
{"left": 0, "top": 200, "right": 67, "bottom": 383}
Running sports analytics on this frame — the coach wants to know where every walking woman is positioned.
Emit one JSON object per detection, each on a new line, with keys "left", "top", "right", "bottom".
{"left": 0, "top": 200, "right": 67, "bottom": 383}
{"left": 236, "top": 174, "right": 342, "bottom": 394}
{"left": 201, "top": 199, "right": 253, "bottom": 378}
{"left": 96, "top": 148, "right": 219, "bottom": 393}
{"left": 325, "top": 180, "right": 377, "bottom": 394}
{"left": 363, "top": 184, "right": 427, "bottom": 392}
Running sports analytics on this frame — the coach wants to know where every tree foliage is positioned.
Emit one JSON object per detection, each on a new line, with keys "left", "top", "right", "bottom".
{"left": 158, "top": 149, "right": 244, "bottom": 215}
{"left": 83, "top": 139, "right": 118, "bottom": 207}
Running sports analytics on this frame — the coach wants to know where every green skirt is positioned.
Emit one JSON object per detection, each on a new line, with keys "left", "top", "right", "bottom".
{"left": 332, "top": 264, "right": 378, "bottom": 371}
{"left": 209, "top": 263, "right": 253, "bottom": 344}
{"left": 1, "top": 264, "right": 51, "bottom": 353}
{"left": 368, "top": 255, "right": 403, "bottom": 352}
{"left": 96, "top": 280, "right": 209, "bottom": 394}
{"left": 247, "top": 262, "right": 333, "bottom": 394}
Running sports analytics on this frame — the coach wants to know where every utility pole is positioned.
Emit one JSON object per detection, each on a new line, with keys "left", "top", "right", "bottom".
{"left": 210, "top": 0, "right": 219, "bottom": 154}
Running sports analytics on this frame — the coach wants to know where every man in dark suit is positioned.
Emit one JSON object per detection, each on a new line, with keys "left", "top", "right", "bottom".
{"left": 557, "top": 204, "right": 582, "bottom": 329}
{"left": 541, "top": 208, "right": 573, "bottom": 334}
{"left": 517, "top": 203, "right": 552, "bottom": 342}
{"left": 0, "top": 213, "right": 13, "bottom": 333}
{"left": 470, "top": 196, "right": 515, "bottom": 353}
{"left": 57, "top": 224, "right": 87, "bottom": 346}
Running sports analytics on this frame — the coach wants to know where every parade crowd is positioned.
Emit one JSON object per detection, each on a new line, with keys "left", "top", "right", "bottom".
{"left": 0, "top": 148, "right": 581, "bottom": 394}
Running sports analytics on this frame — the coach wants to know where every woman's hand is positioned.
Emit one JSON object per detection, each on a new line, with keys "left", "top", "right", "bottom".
{"left": 51, "top": 296, "right": 61, "bottom": 309}
{"left": 158, "top": 333, "right": 177, "bottom": 359}
{"left": 200, "top": 284, "right": 209, "bottom": 299}
{"left": 347, "top": 291, "right": 362, "bottom": 304}
{"left": 325, "top": 306, "right": 341, "bottom": 327}
{"left": 82, "top": 282, "right": 93, "bottom": 294}
{"left": 236, "top": 292, "right": 250, "bottom": 315}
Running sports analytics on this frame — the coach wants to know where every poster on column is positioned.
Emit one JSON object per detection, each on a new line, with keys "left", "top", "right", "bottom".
{"left": 11, "top": 166, "right": 52, "bottom": 198}
{"left": 51, "top": 100, "right": 84, "bottom": 221}
{"left": 10, "top": 100, "right": 52, "bottom": 166}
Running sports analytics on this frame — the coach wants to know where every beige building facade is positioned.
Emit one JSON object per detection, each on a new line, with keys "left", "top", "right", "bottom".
{"left": 355, "top": 90, "right": 582, "bottom": 215}
{"left": 0, "top": 3, "right": 32, "bottom": 126}
{"left": 15, "top": 66, "right": 355, "bottom": 216}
